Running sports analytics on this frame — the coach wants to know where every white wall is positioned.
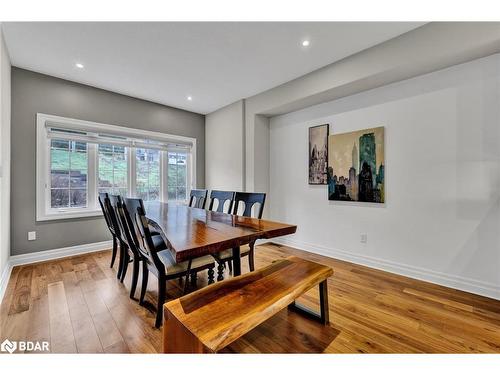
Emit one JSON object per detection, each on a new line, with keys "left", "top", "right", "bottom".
{"left": 270, "top": 54, "right": 500, "bottom": 299}
{"left": 245, "top": 23, "right": 500, "bottom": 195}
{"left": 205, "top": 100, "right": 245, "bottom": 191}
{"left": 0, "top": 27, "right": 12, "bottom": 290}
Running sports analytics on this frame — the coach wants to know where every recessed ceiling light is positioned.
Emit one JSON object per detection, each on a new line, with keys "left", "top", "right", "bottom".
{"left": 187, "top": 96, "right": 193, "bottom": 101}
{"left": 302, "top": 40, "right": 310, "bottom": 47}
{"left": 75, "top": 63, "right": 84, "bottom": 69}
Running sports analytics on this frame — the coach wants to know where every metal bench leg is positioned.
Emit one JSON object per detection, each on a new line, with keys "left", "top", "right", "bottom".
{"left": 288, "top": 280, "right": 330, "bottom": 325}
{"left": 319, "top": 279, "right": 329, "bottom": 324}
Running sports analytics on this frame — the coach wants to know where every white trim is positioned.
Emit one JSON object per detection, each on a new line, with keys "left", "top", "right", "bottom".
{"left": 36, "top": 113, "right": 197, "bottom": 221}
{"left": 272, "top": 237, "right": 500, "bottom": 301}
{"left": 0, "top": 263, "right": 13, "bottom": 305}
{"left": 40, "top": 112, "right": 196, "bottom": 146}
{"left": 9, "top": 240, "right": 112, "bottom": 267}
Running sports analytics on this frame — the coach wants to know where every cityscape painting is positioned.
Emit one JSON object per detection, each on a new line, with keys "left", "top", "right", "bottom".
{"left": 308, "top": 124, "right": 329, "bottom": 184}
{"left": 328, "top": 126, "right": 385, "bottom": 203}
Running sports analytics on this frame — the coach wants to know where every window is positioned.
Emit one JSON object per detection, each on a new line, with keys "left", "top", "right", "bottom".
{"left": 98, "top": 144, "right": 128, "bottom": 197}
{"left": 36, "top": 113, "right": 196, "bottom": 221}
{"left": 50, "top": 139, "right": 88, "bottom": 209}
{"left": 136, "top": 148, "right": 160, "bottom": 201}
{"left": 167, "top": 152, "right": 188, "bottom": 202}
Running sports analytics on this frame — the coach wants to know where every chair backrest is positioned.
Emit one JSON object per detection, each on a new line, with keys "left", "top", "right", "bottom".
{"left": 115, "top": 199, "right": 150, "bottom": 259}
{"left": 98, "top": 192, "right": 112, "bottom": 229}
{"left": 123, "top": 197, "right": 146, "bottom": 247}
{"left": 189, "top": 189, "right": 208, "bottom": 209}
{"left": 133, "top": 206, "right": 164, "bottom": 271}
{"left": 208, "top": 190, "right": 235, "bottom": 213}
{"left": 107, "top": 195, "right": 125, "bottom": 242}
{"left": 114, "top": 200, "right": 137, "bottom": 250}
{"left": 99, "top": 192, "right": 121, "bottom": 236}
{"left": 108, "top": 194, "right": 122, "bottom": 208}
{"left": 232, "top": 192, "right": 266, "bottom": 219}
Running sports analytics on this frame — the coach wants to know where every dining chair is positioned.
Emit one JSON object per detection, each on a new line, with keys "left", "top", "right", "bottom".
{"left": 107, "top": 194, "right": 131, "bottom": 282}
{"left": 100, "top": 193, "right": 128, "bottom": 280}
{"left": 212, "top": 192, "right": 266, "bottom": 280}
{"left": 114, "top": 199, "right": 145, "bottom": 299}
{"left": 188, "top": 189, "right": 208, "bottom": 209}
{"left": 133, "top": 205, "right": 216, "bottom": 328}
{"left": 208, "top": 190, "right": 235, "bottom": 213}
{"left": 98, "top": 192, "right": 118, "bottom": 269}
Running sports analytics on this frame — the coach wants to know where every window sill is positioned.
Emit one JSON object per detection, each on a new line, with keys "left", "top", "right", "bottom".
{"left": 36, "top": 209, "right": 103, "bottom": 222}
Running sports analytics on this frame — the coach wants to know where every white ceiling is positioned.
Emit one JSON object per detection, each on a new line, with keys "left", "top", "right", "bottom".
{"left": 2, "top": 22, "right": 424, "bottom": 114}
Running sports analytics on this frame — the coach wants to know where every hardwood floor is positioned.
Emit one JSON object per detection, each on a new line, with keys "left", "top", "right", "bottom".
{"left": 1, "top": 242, "right": 500, "bottom": 353}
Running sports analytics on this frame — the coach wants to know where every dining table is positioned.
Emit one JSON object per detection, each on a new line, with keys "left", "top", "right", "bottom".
{"left": 143, "top": 201, "right": 297, "bottom": 276}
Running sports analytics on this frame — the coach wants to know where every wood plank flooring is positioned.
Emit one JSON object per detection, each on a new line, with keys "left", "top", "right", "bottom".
{"left": 1, "top": 242, "right": 500, "bottom": 353}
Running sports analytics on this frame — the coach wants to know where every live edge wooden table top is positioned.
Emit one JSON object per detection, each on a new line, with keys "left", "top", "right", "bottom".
{"left": 143, "top": 202, "right": 297, "bottom": 274}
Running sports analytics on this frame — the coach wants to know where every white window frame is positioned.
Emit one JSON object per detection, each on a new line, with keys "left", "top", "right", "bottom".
{"left": 36, "top": 113, "right": 196, "bottom": 221}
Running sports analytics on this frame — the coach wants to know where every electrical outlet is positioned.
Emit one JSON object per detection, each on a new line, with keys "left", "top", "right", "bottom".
{"left": 28, "top": 231, "right": 37, "bottom": 241}
{"left": 360, "top": 233, "right": 367, "bottom": 243}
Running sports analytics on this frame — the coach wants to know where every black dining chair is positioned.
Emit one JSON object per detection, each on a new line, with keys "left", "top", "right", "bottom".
{"left": 99, "top": 193, "right": 128, "bottom": 280}
{"left": 132, "top": 205, "right": 216, "bottom": 328}
{"left": 114, "top": 199, "right": 145, "bottom": 299}
{"left": 208, "top": 190, "right": 235, "bottom": 213}
{"left": 212, "top": 192, "right": 266, "bottom": 280}
{"left": 188, "top": 189, "right": 208, "bottom": 209}
{"left": 107, "top": 194, "right": 131, "bottom": 282}
{"left": 98, "top": 192, "right": 118, "bottom": 269}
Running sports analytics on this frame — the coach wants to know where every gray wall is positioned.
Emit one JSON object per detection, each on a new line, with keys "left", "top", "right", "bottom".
{"left": 11, "top": 68, "right": 205, "bottom": 255}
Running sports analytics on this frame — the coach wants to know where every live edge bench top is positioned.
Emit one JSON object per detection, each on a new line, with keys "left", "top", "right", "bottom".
{"left": 163, "top": 256, "right": 333, "bottom": 353}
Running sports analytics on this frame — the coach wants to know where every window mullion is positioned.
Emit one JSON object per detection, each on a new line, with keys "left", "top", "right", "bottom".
{"left": 88, "top": 143, "right": 97, "bottom": 210}
{"left": 161, "top": 151, "right": 167, "bottom": 202}
{"left": 129, "top": 147, "right": 136, "bottom": 197}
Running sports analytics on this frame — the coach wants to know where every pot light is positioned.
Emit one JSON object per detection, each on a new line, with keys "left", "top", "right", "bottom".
{"left": 187, "top": 96, "right": 193, "bottom": 101}
{"left": 75, "top": 63, "right": 84, "bottom": 69}
{"left": 302, "top": 40, "right": 310, "bottom": 47}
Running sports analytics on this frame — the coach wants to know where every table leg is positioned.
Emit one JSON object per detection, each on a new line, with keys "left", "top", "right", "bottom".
{"left": 232, "top": 246, "right": 241, "bottom": 276}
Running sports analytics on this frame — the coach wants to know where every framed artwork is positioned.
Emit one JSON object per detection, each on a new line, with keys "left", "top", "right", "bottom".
{"left": 327, "top": 126, "right": 385, "bottom": 203}
{"left": 308, "top": 124, "right": 329, "bottom": 184}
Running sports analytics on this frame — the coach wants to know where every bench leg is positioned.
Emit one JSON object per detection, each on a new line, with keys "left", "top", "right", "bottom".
{"left": 319, "top": 279, "right": 329, "bottom": 324}
{"left": 163, "top": 309, "right": 210, "bottom": 353}
{"left": 288, "top": 280, "right": 330, "bottom": 325}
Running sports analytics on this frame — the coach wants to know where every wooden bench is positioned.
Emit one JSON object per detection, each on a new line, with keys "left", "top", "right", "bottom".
{"left": 162, "top": 256, "right": 333, "bottom": 353}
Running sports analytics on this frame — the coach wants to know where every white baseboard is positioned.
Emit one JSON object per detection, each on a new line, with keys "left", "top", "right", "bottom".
{"left": 0, "top": 262, "right": 13, "bottom": 305}
{"left": 271, "top": 237, "right": 500, "bottom": 301}
{"left": 0, "top": 240, "right": 112, "bottom": 303}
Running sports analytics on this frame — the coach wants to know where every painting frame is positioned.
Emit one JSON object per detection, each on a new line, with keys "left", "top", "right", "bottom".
{"left": 327, "top": 126, "right": 385, "bottom": 203}
{"left": 308, "top": 124, "right": 329, "bottom": 185}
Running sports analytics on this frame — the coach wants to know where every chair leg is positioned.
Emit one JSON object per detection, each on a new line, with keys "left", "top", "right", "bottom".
{"left": 110, "top": 236, "right": 118, "bottom": 268}
{"left": 248, "top": 243, "right": 255, "bottom": 272}
{"left": 116, "top": 242, "right": 124, "bottom": 280}
{"left": 130, "top": 256, "right": 140, "bottom": 299}
{"left": 208, "top": 266, "right": 215, "bottom": 284}
{"left": 216, "top": 261, "right": 225, "bottom": 281}
{"left": 139, "top": 261, "right": 149, "bottom": 305}
{"left": 120, "top": 247, "right": 130, "bottom": 283}
{"left": 155, "top": 276, "right": 166, "bottom": 328}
